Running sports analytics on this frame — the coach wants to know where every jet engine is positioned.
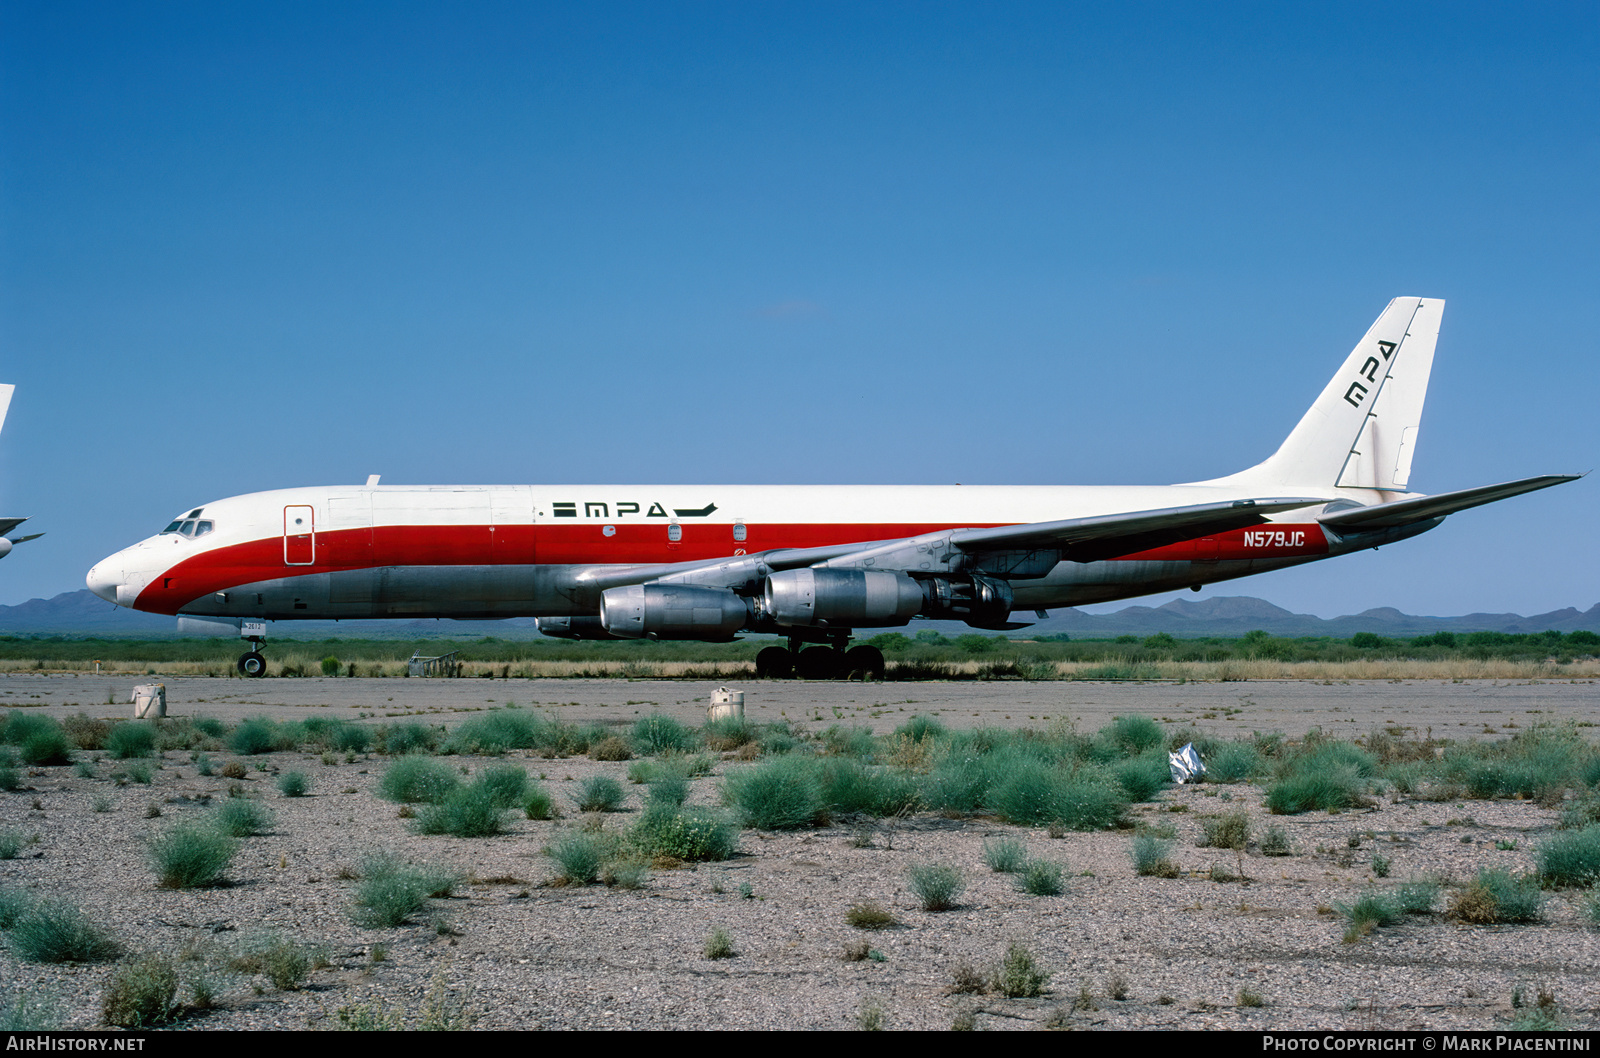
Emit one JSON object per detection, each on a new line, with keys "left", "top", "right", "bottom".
{"left": 599, "top": 584, "right": 749, "bottom": 640}
{"left": 534, "top": 616, "right": 618, "bottom": 640}
{"left": 917, "top": 572, "right": 1014, "bottom": 627}
{"left": 763, "top": 569, "right": 924, "bottom": 627}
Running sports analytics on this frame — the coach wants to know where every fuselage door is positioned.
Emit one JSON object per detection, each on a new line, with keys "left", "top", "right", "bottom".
{"left": 284, "top": 505, "right": 315, "bottom": 565}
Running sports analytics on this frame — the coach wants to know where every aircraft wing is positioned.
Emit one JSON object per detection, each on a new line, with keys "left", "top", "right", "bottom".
{"left": 567, "top": 495, "right": 1326, "bottom": 596}
{"left": 816, "top": 497, "right": 1328, "bottom": 571}
{"left": 0, "top": 517, "right": 28, "bottom": 538}
{"left": 1317, "top": 474, "right": 1584, "bottom": 532}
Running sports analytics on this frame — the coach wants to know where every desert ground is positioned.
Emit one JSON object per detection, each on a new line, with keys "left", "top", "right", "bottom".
{"left": 2, "top": 672, "right": 1598, "bottom": 1031}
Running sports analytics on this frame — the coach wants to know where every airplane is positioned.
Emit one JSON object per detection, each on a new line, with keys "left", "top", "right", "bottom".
{"left": 86, "top": 297, "right": 1579, "bottom": 679}
{"left": 0, "top": 384, "right": 45, "bottom": 561}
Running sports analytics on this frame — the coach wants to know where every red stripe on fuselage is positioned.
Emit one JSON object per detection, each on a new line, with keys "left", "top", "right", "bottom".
{"left": 130, "top": 520, "right": 1330, "bottom": 614}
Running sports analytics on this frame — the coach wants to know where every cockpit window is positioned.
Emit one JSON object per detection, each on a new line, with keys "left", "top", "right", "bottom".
{"left": 162, "top": 517, "right": 216, "bottom": 538}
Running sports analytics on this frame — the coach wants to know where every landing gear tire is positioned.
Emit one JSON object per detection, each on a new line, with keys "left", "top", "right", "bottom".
{"left": 795, "top": 646, "right": 845, "bottom": 681}
{"left": 843, "top": 645, "right": 886, "bottom": 682}
{"left": 755, "top": 646, "right": 795, "bottom": 680}
{"left": 237, "top": 651, "right": 267, "bottom": 678}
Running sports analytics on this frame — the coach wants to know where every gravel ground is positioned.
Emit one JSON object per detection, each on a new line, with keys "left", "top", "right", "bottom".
{"left": 2, "top": 673, "right": 1598, "bottom": 1031}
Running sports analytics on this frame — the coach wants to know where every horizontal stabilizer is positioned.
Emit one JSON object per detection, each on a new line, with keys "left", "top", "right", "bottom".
{"left": 1318, "top": 474, "right": 1584, "bottom": 531}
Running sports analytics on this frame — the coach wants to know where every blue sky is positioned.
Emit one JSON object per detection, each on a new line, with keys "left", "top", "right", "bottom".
{"left": 1, "top": 1, "right": 1594, "bottom": 619}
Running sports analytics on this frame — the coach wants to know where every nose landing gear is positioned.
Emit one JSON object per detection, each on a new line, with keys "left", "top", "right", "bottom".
{"left": 237, "top": 633, "right": 267, "bottom": 677}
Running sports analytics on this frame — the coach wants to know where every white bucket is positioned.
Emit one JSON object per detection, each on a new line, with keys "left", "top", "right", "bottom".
{"left": 131, "top": 683, "right": 167, "bottom": 719}
{"left": 707, "top": 686, "right": 745, "bottom": 721}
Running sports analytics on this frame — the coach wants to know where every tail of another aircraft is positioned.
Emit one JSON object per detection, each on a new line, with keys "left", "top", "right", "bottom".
{"left": 1195, "top": 297, "right": 1444, "bottom": 493}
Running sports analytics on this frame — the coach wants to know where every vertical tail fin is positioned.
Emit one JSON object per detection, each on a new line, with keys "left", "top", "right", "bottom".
{"left": 1196, "top": 298, "right": 1443, "bottom": 491}
{"left": 0, "top": 385, "right": 13, "bottom": 436}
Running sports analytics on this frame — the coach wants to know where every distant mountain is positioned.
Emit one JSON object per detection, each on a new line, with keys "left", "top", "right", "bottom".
{"left": 1021, "top": 597, "right": 1600, "bottom": 638}
{"left": 1, "top": 589, "right": 1596, "bottom": 641}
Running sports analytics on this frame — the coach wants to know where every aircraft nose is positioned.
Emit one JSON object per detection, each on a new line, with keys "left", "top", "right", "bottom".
{"left": 86, "top": 561, "right": 122, "bottom": 605}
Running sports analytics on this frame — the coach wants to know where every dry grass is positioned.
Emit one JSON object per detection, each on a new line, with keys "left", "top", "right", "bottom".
{"left": 6, "top": 656, "right": 1593, "bottom": 681}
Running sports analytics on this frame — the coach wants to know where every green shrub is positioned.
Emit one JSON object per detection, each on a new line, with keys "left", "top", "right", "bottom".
{"left": 703, "top": 926, "right": 734, "bottom": 960}
{"left": 277, "top": 771, "right": 309, "bottom": 797}
{"left": 149, "top": 823, "right": 238, "bottom": 888}
{"left": 213, "top": 799, "right": 274, "bottom": 837}
{"left": 350, "top": 854, "right": 455, "bottom": 928}
{"left": 893, "top": 715, "right": 947, "bottom": 744}
{"left": 724, "top": 756, "right": 827, "bottom": 830}
{"left": 983, "top": 837, "right": 1027, "bottom": 873}
{"left": 572, "top": 775, "right": 625, "bottom": 813}
{"left": 1338, "top": 891, "right": 1403, "bottom": 941}
{"left": 602, "top": 856, "right": 650, "bottom": 890}
{"left": 1131, "top": 834, "right": 1178, "bottom": 877}
{"left": 378, "top": 756, "right": 461, "bottom": 804}
{"left": 1265, "top": 767, "right": 1367, "bottom": 814}
{"left": 0, "top": 886, "right": 34, "bottom": 928}
{"left": 587, "top": 735, "right": 633, "bottom": 761}
{"left": 328, "top": 723, "right": 372, "bottom": 754}
{"left": 233, "top": 934, "right": 319, "bottom": 990}
{"left": 443, "top": 711, "right": 539, "bottom": 755}
{"left": 547, "top": 832, "right": 606, "bottom": 885}
{"left": 646, "top": 769, "right": 690, "bottom": 807}
{"left": 632, "top": 715, "right": 698, "bottom": 756}
{"left": 1018, "top": 859, "right": 1065, "bottom": 896}
{"left": 1395, "top": 879, "right": 1440, "bottom": 914}
{"left": 523, "top": 786, "right": 554, "bottom": 820}
{"left": 907, "top": 863, "right": 964, "bottom": 911}
{"left": 20, "top": 730, "right": 73, "bottom": 766}
{"left": 1207, "top": 742, "right": 1263, "bottom": 784}
{"left": 1198, "top": 810, "right": 1251, "bottom": 850}
{"left": 192, "top": 716, "right": 227, "bottom": 739}
{"left": 10, "top": 901, "right": 121, "bottom": 962}
{"left": 106, "top": 723, "right": 157, "bottom": 760}
{"left": 1107, "top": 714, "right": 1164, "bottom": 754}
{"left": 994, "top": 944, "right": 1050, "bottom": 998}
{"left": 474, "top": 764, "right": 529, "bottom": 809}
{"left": 0, "top": 764, "right": 19, "bottom": 791}
{"left": 1537, "top": 825, "right": 1600, "bottom": 888}
{"left": 0, "top": 989, "right": 64, "bottom": 1031}
{"left": 630, "top": 804, "right": 739, "bottom": 861}
{"left": 0, "top": 829, "right": 25, "bottom": 859}
{"left": 321, "top": 656, "right": 341, "bottom": 676}
{"left": 1114, "top": 753, "right": 1170, "bottom": 802}
{"left": 819, "top": 758, "right": 921, "bottom": 816}
{"left": 4, "top": 716, "right": 72, "bottom": 765}
{"left": 1449, "top": 869, "right": 1544, "bottom": 924}
{"left": 102, "top": 953, "right": 179, "bottom": 1027}
{"left": 415, "top": 785, "right": 510, "bottom": 837}
{"left": 377, "top": 722, "right": 438, "bottom": 756}
{"left": 123, "top": 760, "right": 153, "bottom": 784}
{"left": 702, "top": 716, "right": 756, "bottom": 752}
{"left": 1260, "top": 826, "right": 1292, "bottom": 856}
{"left": 844, "top": 901, "right": 896, "bottom": 930}
{"left": 229, "top": 718, "right": 278, "bottom": 755}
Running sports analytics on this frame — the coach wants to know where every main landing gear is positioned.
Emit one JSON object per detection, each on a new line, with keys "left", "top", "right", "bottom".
{"left": 237, "top": 635, "right": 267, "bottom": 678}
{"left": 755, "top": 635, "right": 885, "bottom": 682}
